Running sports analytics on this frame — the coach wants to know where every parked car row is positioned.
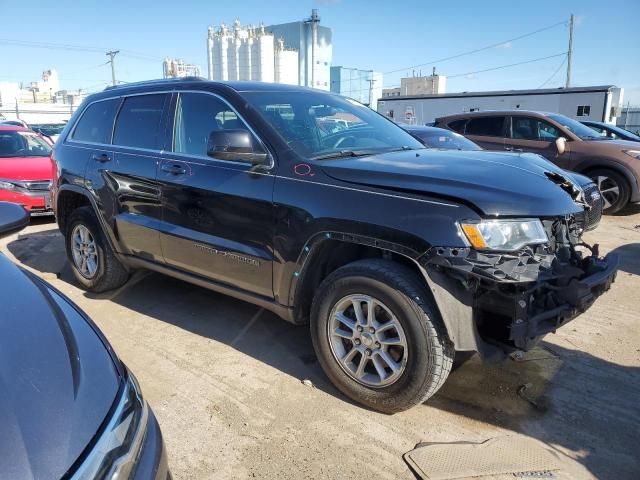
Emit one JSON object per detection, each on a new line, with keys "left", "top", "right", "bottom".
{"left": 0, "top": 80, "right": 622, "bottom": 478}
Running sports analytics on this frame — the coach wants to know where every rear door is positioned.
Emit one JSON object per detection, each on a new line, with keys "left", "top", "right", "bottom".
{"left": 462, "top": 115, "right": 506, "bottom": 150}
{"left": 505, "top": 116, "right": 570, "bottom": 169}
{"left": 158, "top": 90, "right": 275, "bottom": 298}
{"left": 84, "top": 92, "right": 169, "bottom": 261}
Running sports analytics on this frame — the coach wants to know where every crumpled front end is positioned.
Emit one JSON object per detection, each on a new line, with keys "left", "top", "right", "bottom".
{"left": 420, "top": 216, "right": 618, "bottom": 354}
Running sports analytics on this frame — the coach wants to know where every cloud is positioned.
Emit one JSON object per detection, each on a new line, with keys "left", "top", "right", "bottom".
{"left": 496, "top": 42, "right": 512, "bottom": 49}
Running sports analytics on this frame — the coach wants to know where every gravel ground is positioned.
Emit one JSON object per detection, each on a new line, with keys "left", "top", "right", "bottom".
{"left": 2, "top": 206, "right": 639, "bottom": 480}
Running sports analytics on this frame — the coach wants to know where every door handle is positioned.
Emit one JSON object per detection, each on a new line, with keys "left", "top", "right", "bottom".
{"left": 161, "top": 163, "right": 187, "bottom": 175}
{"left": 92, "top": 153, "right": 111, "bottom": 162}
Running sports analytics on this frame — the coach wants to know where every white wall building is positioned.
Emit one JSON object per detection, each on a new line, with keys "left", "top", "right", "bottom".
{"left": 378, "top": 85, "right": 625, "bottom": 125}
{"left": 265, "top": 9, "right": 333, "bottom": 90}
{"left": 206, "top": 10, "right": 331, "bottom": 90}
{"left": 382, "top": 73, "right": 447, "bottom": 98}
{"left": 207, "top": 21, "right": 281, "bottom": 83}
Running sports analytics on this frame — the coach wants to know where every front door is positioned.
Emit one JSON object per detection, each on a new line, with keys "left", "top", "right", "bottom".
{"left": 158, "top": 91, "right": 275, "bottom": 298}
{"left": 505, "top": 116, "right": 570, "bottom": 169}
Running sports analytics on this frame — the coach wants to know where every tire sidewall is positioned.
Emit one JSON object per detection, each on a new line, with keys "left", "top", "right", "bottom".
{"left": 311, "top": 274, "right": 437, "bottom": 412}
{"left": 65, "top": 210, "right": 108, "bottom": 290}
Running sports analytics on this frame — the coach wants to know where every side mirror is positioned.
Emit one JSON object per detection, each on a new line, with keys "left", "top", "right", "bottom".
{"left": 207, "top": 129, "right": 268, "bottom": 165}
{"left": 0, "top": 202, "right": 29, "bottom": 239}
{"left": 555, "top": 136, "right": 567, "bottom": 155}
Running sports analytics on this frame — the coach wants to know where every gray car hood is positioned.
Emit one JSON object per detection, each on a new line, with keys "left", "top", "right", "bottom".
{"left": 0, "top": 254, "right": 120, "bottom": 479}
{"left": 320, "top": 149, "right": 585, "bottom": 217}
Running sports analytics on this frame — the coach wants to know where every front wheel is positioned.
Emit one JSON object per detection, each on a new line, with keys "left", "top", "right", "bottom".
{"left": 310, "top": 259, "right": 454, "bottom": 413}
{"left": 588, "top": 169, "right": 631, "bottom": 214}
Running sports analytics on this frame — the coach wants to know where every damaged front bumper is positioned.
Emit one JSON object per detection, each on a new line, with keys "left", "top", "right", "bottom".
{"left": 419, "top": 245, "right": 618, "bottom": 355}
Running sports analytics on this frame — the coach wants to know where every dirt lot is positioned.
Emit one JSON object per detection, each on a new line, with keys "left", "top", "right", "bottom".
{"left": 2, "top": 207, "right": 639, "bottom": 480}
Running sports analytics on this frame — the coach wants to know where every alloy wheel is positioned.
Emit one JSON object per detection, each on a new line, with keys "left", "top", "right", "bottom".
{"left": 71, "top": 224, "right": 98, "bottom": 279}
{"left": 595, "top": 175, "right": 620, "bottom": 210}
{"left": 327, "top": 294, "right": 408, "bottom": 388}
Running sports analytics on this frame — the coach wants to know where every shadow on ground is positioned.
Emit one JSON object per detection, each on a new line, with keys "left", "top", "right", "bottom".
{"left": 614, "top": 203, "right": 640, "bottom": 217}
{"left": 609, "top": 242, "right": 640, "bottom": 276}
{"left": 6, "top": 227, "right": 640, "bottom": 479}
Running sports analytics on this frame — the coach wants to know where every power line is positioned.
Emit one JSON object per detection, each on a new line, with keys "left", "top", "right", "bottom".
{"left": 342, "top": 52, "right": 567, "bottom": 96}
{"left": 383, "top": 19, "right": 568, "bottom": 76}
{"left": 447, "top": 52, "right": 567, "bottom": 78}
{"left": 537, "top": 55, "right": 567, "bottom": 89}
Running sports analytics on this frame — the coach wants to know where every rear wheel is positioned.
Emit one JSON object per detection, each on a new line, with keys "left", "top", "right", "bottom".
{"left": 65, "top": 207, "right": 129, "bottom": 292}
{"left": 588, "top": 169, "right": 630, "bottom": 214}
{"left": 310, "top": 259, "right": 454, "bottom": 413}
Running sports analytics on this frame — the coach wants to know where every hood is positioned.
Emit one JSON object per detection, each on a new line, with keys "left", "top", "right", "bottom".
{"left": 0, "top": 156, "right": 54, "bottom": 181}
{"left": 319, "top": 149, "right": 585, "bottom": 217}
{"left": 0, "top": 254, "right": 120, "bottom": 479}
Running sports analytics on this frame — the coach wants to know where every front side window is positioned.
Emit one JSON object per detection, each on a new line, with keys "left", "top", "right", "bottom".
{"left": 511, "top": 117, "right": 560, "bottom": 141}
{"left": 113, "top": 94, "right": 167, "bottom": 150}
{"left": 465, "top": 116, "right": 505, "bottom": 137}
{"left": 240, "top": 91, "right": 423, "bottom": 159}
{"left": 0, "top": 130, "right": 52, "bottom": 157}
{"left": 72, "top": 98, "right": 119, "bottom": 144}
{"left": 172, "top": 92, "right": 261, "bottom": 159}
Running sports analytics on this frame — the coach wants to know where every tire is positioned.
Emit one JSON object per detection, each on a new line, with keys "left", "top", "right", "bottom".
{"left": 587, "top": 168, "right": 631, "bottom": 214}
{"left": 310, "top": 259, "right": 454, "bottom": 413}
{"left": 65, "top": 206, "right": 129, "bottom": 292}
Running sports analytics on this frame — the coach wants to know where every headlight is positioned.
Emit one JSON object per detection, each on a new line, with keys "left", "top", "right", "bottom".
{"left": 0, "top": 180, "right": 15, "bottom": 190}
{"left": 623, "top": 150, "right": 640, "bottom": 160}
{"left": 460, "top": 219, "right": 548, "bottom": 251}
{"left": 71, "top": 371, "right": 148, "bottom": 480}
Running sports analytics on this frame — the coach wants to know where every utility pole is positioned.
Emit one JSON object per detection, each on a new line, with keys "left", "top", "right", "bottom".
{"left": 106, "top": 50, "right": 119, "bottom": 86}
{"left": 367, "top": 75, "right": 377, "bottom": 109}
{"left": 565, "top": 14, "right": 574, "bottom": 88}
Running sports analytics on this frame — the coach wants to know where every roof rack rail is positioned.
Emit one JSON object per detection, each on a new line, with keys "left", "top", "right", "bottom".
{"left": 104, "top": 77, "right": 206, "bottom": 91}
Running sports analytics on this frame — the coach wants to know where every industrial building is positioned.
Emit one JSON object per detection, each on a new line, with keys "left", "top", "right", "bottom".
{"left": 330, "top": 66, "right": 383, "bottom": 110}
{"left": 618, "top": 106, "right": 640, "bottom": 134}
{"left": 382, "top": 72, "right": 447, "bottom": 98}
{"left": 206, "top": 9, "right": 332, "bottom": 90}
{"left": 163, "top": 58, "right": 202, "bottom": 79}
{"left": 378, "top": 85, "right": 625, "bottom": 125}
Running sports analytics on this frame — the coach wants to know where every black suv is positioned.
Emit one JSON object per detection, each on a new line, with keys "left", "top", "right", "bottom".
{"left": 52, "top": 79, "right": 618, "bottom": 413}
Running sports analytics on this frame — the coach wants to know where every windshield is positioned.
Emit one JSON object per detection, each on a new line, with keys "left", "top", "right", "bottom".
{"left": 410, "top": 129, "right": 482, "bottom": 151}
{"left": 240, "top": 91, "right": 423, "bottom": 159}
{"left": 0, "top": 131, "right": 52, "bottom": 157}
{"left": 547, "top": 114, "right": 607, "bottom": 140}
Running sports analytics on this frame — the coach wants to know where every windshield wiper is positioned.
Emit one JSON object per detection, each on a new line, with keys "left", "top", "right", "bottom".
{"left": 310, "top": 150, "right": 377, "bottom": 160}
{"left": 310, "top": 146, "right": 416, "bottom": 161}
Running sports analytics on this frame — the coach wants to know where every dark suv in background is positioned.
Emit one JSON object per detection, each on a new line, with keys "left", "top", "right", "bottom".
{"left": 51, "top": 79, "right": 617, "bottom": 413}
{"left": 435, "top": 110, "right": 640, "bottom": 213}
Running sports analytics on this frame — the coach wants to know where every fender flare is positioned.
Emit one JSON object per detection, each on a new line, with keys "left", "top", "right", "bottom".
{"left": 55, "top": 184, "right": 121, "bottom": 254}
{"left": 288, "top": 231, "right": 487, "bottom": 353}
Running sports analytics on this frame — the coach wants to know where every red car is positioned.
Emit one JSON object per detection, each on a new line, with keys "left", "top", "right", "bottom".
{"left": 0, "top": 125, "right": 54, "bottom": 215}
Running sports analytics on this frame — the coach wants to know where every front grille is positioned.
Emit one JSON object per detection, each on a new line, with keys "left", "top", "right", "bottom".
{"left": 583, "top": 184, "right": 603, "bottom": 231}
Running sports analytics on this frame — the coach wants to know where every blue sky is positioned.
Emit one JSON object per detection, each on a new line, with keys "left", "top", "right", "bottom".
{"left": 1, "top": 0, "right": 639, "bottom": 102}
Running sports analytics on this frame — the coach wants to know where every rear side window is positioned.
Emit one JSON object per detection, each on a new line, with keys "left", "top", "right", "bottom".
{"left": 72, "top": 98, "right": 119, "bottom": 144}
{"left": 113, "top": 94, "right": 167, "bottom": 150}
{"left": 448, "top": 119, "right": 466, "bottom": 133}
{"left": 465, "top": 116, "right": 505, "bottom": 137}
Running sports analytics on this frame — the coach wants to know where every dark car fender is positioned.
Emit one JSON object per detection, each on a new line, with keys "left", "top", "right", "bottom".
{"left": 54, "top": 183, "right": 123, "bottom": 257}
